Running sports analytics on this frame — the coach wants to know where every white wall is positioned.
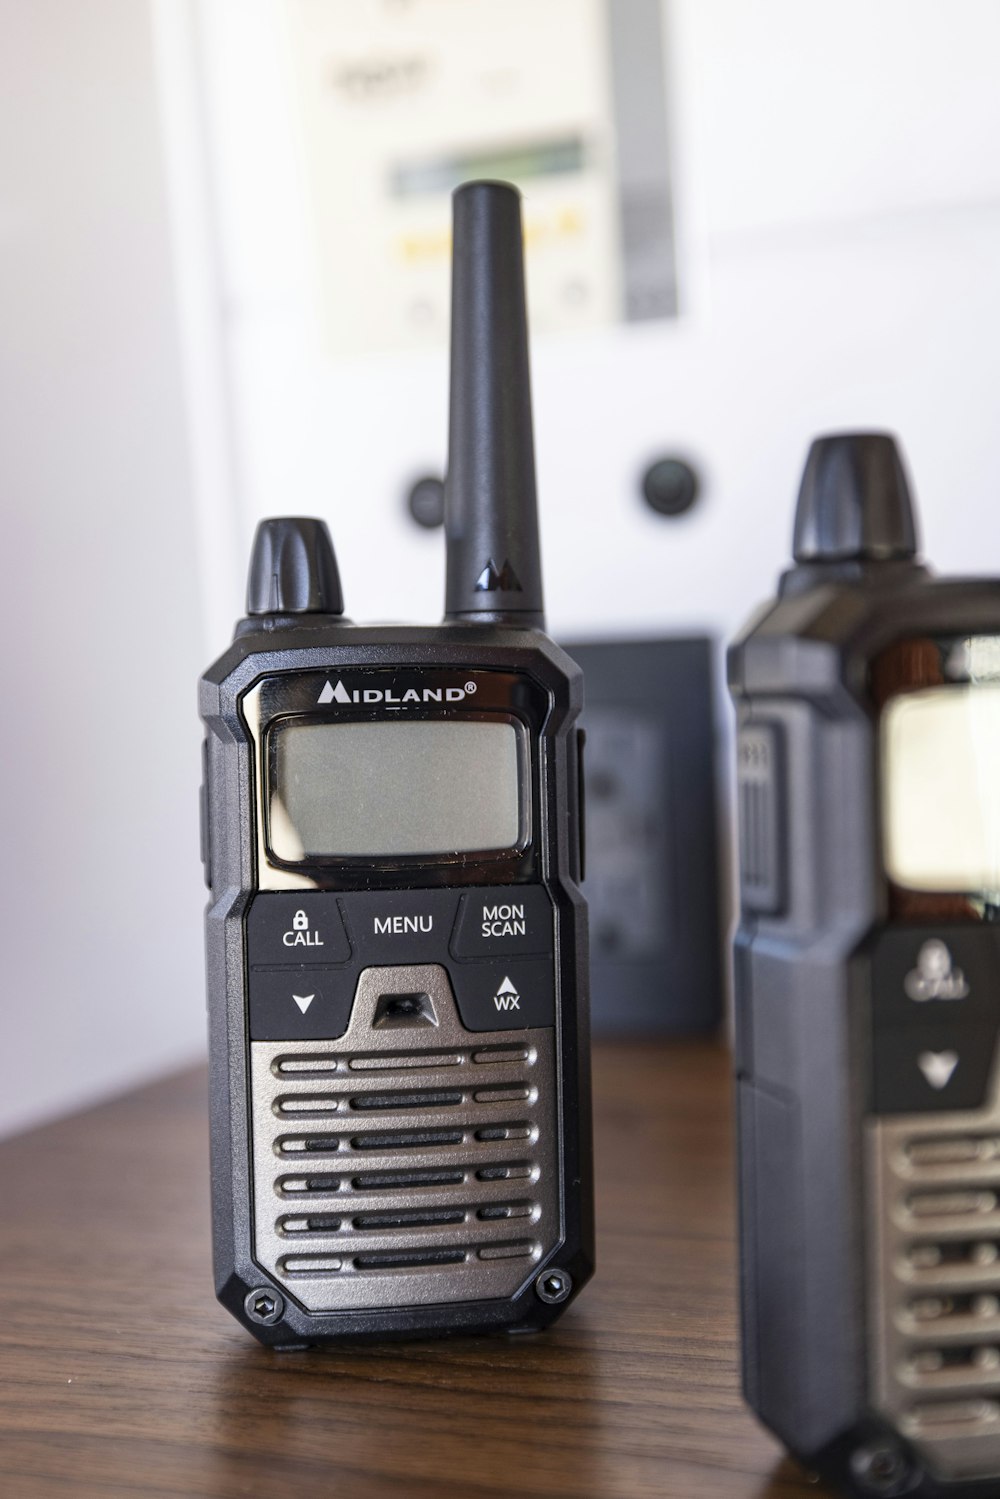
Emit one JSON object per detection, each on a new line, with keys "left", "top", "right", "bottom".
{"left": 193, "top": 0, "right": 1000, "bottom": 642}
{"left": 0, "top": 0, "right": 210, "bottom": 1135}
{"left": 4, "top": 0, "right": 1000, "bottom": 1134}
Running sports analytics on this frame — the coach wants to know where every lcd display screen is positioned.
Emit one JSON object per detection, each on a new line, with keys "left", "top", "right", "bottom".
{"left": 267, "top": 718, "right": 524, "bottom": 860}
{"left": 881, "top": 681, "right": 1000, "bottom": 895}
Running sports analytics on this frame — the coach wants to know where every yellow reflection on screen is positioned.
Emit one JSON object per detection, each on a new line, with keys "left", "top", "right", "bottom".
{"left": 882, "top": 682, "right": 1000, "bottom": 895}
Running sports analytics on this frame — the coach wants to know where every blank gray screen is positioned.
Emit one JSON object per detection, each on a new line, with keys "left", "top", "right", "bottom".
{"left": 269, "top": 719, "right": 523, "bottom": 859}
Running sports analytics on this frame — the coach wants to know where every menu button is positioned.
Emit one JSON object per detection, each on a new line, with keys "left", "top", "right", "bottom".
{"left": 374, "top": 914, "right": 434, "bottom": 936}
{"left": 337, "top": 890, "right": 460, "bottom": 965}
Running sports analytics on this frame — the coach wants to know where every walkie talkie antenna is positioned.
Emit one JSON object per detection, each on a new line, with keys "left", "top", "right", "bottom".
{"left": 444, "top": 181, "right": 545, "bottom": 629}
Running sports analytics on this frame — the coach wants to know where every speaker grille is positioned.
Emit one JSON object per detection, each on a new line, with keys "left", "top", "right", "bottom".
{"left": 869, "top": 1081, "right": 1000, "bottom": 1480}
{"left": 249, "top": 967, "right": 559, "bottom": 1314}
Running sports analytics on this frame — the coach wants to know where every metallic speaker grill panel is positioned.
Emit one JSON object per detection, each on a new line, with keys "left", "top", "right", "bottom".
{"left": 249, "top": 964, "right": 560, "bottom": 1313}
{"left": 868, "top": 1066, "right": 1000, "bottom": 1481}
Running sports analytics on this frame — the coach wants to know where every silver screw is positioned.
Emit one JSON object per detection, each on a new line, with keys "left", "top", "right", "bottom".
{"left": 535, "top": 1268, "right": 573, "bottom": 1305}
{"left": 849, "top": 1443, "right": 913, "bottom": 1495}
{"left": 244, "top": 1287, "right": 284, "bottom": 1326}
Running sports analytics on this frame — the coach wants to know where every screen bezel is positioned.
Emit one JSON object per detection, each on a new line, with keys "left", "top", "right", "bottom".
{"left": 242, "top": 664, "right": 551, "bottom": 892}
{"left": 263, "top": 708, "right": 532, "bottom": 871}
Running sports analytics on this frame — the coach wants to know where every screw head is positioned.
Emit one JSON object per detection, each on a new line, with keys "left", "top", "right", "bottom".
{"left": 849, "top": 1442, "right": 914, "bottom": 1495}
{"left": 535, "top": 1268, "right": 573, "bottom": 1305}
{"left": 244, "top": 1287, "right": 284, "bottom": 1326}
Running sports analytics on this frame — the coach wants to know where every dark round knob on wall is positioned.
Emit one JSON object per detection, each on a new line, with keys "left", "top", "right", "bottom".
{"left": 406, "top": 475, "right": 446, "bottom": 529}
{"left": 641, "top": 457, "right": 701, "bottom": 518}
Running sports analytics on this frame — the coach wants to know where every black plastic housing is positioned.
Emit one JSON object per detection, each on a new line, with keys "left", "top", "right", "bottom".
{"left": 729, "top": 443, "right": 1000, "bottom": 1496}
{"left": 200, "top": 617, "right": 592, "bottom": 1346}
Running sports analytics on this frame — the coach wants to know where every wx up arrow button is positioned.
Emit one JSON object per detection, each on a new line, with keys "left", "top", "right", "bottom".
{"left": 448, "top": 958, "right": 555, "bottom": 1032}
{"left": 493, "top": 977, "right": 520, "bottom": 1013}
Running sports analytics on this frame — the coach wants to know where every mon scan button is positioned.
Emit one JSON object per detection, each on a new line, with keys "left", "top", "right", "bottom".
{"left": 451, "top": 886, "right": 554, "bottom": 960}
{"left": 450, "top": 958, "right": 554, "bottom": 1031}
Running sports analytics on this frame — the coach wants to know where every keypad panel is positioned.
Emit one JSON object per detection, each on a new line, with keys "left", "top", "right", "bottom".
{"left": 869, "top": 926, "right": 1000, "bottom": 1115}
{"left": 245, "top": 885, "right": 556, "bottom": 1039}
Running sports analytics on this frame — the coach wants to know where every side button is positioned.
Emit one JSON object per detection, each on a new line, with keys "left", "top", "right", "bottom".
{"left": 737, "top": 724, "right": 785, "bottom": 915}
{"left": 199, "top": 783, "right": 211, "bottom": 890}
{"left": 577, "top": 727, "right": 586, "bottom": 884}
{"left": 450, "top": 958, "right": 554, "bottom": 1031}
{"left": 200, "top": 738, "right": 212, "bottom": 890}
{"left": 249, "top": 968, "right": 354, "bottom": 1042}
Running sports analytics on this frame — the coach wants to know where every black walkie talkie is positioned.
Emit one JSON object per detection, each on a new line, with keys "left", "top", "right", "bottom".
{"left": 730, "top": 433, "right": 1000, "bottom": 1497}
{"left": 199, "top": 182, "right": 593, "bottom": 1347}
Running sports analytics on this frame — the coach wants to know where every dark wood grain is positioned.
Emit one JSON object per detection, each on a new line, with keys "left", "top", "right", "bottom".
{"left": 0, "top": 1042, "right": 821, "bottom": 1498}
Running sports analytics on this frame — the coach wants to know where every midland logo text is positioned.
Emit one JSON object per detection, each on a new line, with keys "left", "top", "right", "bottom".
{"left": 318, "top": 678, "right": 477, "bottom": 706}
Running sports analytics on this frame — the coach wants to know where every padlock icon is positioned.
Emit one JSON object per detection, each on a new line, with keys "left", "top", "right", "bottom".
{"left": 292, "top": 910, "right": 309, "bottom": 932}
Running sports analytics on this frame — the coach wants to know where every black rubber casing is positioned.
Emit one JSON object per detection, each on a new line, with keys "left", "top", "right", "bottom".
{"left": 729, "top": 567, "right": 1000, "bottom": 1498}
{"left": 200, "top": 615, "right": 594, "bottom": 1347}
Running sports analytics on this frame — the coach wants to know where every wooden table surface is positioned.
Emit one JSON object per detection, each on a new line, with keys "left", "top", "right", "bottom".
{"left": 0, "top": 1041, "right": 825, "bottom": 1499}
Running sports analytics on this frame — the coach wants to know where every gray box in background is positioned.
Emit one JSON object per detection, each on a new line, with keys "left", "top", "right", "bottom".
{"left": 564, "top": 638, "right": 723, "bottom": 1034}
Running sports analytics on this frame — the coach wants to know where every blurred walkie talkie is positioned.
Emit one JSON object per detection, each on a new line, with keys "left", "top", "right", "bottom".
{"left": 730, "top": 433, "right": 1000, "bottom": 1497}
